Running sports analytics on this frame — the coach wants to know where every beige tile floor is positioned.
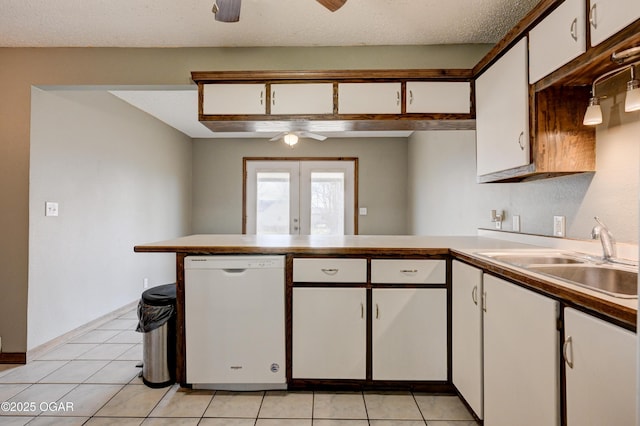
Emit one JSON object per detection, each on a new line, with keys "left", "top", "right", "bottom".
{"left": 0, "top": 308, "right": 479, "bottom": 425}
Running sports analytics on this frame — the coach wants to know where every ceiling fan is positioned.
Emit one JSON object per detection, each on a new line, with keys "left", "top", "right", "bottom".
{"left": 269, "top": 131, "right": 328, "bottom": 146}
{"left": 212, "top": 0, "right": 347, "bottom": 22}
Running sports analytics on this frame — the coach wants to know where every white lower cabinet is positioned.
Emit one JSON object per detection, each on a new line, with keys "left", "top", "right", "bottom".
{"left": 451, "top": 261, "right": 483, "bottom": 419}
{"left": 292, "top": 287, "right": 366, "bottom": 379}
{"left": 564, "top": 307, "right": 637, "bottom": 425}
{"left": 372, "top": 288, "right": 447, "bottom": 381}
{"left": 483, "top": 275, "right": 560, "bottom": 426}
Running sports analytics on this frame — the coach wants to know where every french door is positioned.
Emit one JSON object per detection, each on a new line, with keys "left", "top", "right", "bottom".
{"left": 244, "top": 159, "right": 356, "bottom": 235}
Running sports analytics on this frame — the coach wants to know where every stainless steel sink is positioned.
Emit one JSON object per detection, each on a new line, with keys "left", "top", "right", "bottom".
{"left": 479, "top": 252, "right": 587, "bottom": 267}
{"left": 487, "top": 254, "right": 585, "bottom": 266}
{"left": 527, "top": 265, "right": 638, "bottom": 299}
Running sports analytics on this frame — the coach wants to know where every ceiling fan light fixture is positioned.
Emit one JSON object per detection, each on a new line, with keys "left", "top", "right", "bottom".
{"left": 283, "top": 133, "right": 299, "bottom": 146}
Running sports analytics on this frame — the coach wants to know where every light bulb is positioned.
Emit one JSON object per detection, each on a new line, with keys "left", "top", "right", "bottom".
{"left": 583, "top": 97, "right": 602, "bottom": 126}
{"left": 283, "top": 133, "right": 298, "bottom": 146}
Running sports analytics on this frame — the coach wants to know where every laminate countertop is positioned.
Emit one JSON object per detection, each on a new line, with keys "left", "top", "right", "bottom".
{"left": 134, "top": 234, "right": 637, "bottom": 329}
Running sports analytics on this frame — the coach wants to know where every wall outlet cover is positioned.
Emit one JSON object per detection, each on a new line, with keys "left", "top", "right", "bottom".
{"left": 45, "top": 201, "right": 59, "bottom": 217}
{"left": 553, "top": 215, "right": 566, "bottom": 237}
{"left": 513, "top": 215, "right": 521, "bottom": 232}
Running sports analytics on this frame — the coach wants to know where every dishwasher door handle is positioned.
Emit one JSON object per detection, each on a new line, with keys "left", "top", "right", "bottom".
{"left": 223, "top": 268, "right": 248, "bottom": 274}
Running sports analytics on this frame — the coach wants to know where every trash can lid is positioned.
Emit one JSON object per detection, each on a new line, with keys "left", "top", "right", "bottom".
{"left": 141, "top": 283, "right": 176, "bottom": 306}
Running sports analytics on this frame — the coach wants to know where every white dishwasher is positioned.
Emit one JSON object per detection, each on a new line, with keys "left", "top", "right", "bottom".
{"left": 184, "top": 255, "right": 286, "bottom": 390}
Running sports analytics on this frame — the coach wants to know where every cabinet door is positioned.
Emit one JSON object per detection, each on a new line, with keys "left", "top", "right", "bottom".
{"left": 589, "top": 0, "right": 640, "bottom": 47}
{"left": 475, "top": 38, "right": 530, "bottom": 177}
{"left": 292, "top": 287, "right": 366, "bottom": 379}
{"left": 529, "top": 0, "right": 586, "bottom": 83}
{"left": 564, "top": 308, "right": 637, "bottom": 426}
{"left": 452, "top": 261, "right": 483, "bottom": 419}
{"left": 338, "top": 83, "right": 402, "bottom": 114}
{"left": 406, "top": 82, "right": 470, "bottom": 114}
{"left": 483, "top": 275, "right": 559, "bottom": 426}
{"left": 372, "top": 288, "right": 447, "bottom": 381}
{"left": 271, "top": 83, "right": 334, "bottom": 115}
{"left": 202, "top": 84, "right": 266, "bottom": 115}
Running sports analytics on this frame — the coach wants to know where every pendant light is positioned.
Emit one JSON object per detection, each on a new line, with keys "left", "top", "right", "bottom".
{"left": 624, "top": 66, "right": 640, "bottom": 112}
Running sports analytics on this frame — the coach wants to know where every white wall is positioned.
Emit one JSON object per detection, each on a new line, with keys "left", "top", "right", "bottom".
{"left": 192, "top": 137, "right": 409, "bottom": 235}
{"left": 28, "top": 88, "right": 192, "bottom": 350}
{"left": 408, "top": 93, "right": 640, "bottom": 244}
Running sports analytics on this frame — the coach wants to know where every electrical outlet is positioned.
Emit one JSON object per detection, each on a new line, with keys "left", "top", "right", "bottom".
{"left": 513, "top": 215, "right": 521, "bottom": 232}
{"left": 143, "top": 278, "right": 149, "bottom": 289}
{"left": 554, "top": 215, "right": 566, "bottom": 237}
{"left": 45, "top": 201, "right": 59, "bottom": 217}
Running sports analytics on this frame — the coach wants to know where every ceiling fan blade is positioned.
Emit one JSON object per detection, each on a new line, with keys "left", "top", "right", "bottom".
{"left": 213, "top": 0, "right": 242, "bottom": 22}
{"left": 316, "top": 0, "right": 347, "bottom": 12}
{"left": 269, "top": 132, "right": 287, "bottom": 142}
{"left": 299, "top": 131, "right": 327, "bottom": 141}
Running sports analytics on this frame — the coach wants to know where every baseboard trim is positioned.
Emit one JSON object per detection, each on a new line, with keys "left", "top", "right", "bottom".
{"left": 26, "top": 300, "right": 138, "bottom": 362}
{"left": 0, "top": 352, "right": 27, "bottom": 364}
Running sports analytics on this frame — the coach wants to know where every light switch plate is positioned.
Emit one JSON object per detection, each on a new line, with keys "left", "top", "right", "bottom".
{"left": 359, "top": 207, "right": 368, "bottom": 216}
{"left": 553, "top": 215, "right": 566, "bottom": 237}
{"left": 513, "top": 215, "right": 521, "bottom": 232}
{"left": 45, "top": 202, "right": 59, "bottom": 217}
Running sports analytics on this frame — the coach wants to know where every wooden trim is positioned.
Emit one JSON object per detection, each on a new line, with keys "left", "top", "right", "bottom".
{"left": 192, "top": 69, "right": 474, "bottom": 83}
{"left": 176, "top": 253, "right": 187, "bottom": 385}
{"left": 0, "top": 353, "right": 26, "bottom": 364}
{"left": 242, "top": 157, "right": 360, "bottom": 236}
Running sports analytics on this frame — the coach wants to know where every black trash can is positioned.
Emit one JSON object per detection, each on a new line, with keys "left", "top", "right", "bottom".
{"left": 136, "top": 283, "right": 176, "bottom": 388}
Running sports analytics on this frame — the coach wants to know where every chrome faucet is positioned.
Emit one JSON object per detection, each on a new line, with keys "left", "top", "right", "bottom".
{"left": 591, "top": 216, "right": 616, "bottom": 261}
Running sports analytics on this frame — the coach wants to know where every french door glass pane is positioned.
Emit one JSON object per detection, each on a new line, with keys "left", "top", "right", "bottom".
{"left": 310, "top": 172, "right": 344, "bottom": 235}
{"left": 256, "top": 172, "right": 290, "bottom": 235}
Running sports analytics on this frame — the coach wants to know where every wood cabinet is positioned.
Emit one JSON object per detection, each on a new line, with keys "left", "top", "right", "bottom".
{"left": 475, "top": 38, "right": 530, "bottom": 177}
{"left": 270, "top": 83, "right": 334, "bottom": 115}
{"left": 292, "top": 287, "right": 367, "bottom": 379}
{"left": 202, "top": 83, "right": 266, "bottom": 115}
{"left": 405, "top": 82, "right": 471, "bottom": 114}
{"left": 372, "top": 288, "right": 447, "bottom": 381}
{"left": 588, "top": 0, "right": 640, "bottom": 47}
{"left": 529, "top": 0, "right": 586, "bottom": 84}
{"left": 338, "top": 83, "right": 402, "bottom": 114}
{"left": 451, "top": 261, "right": 483, "bottom": 420}
{"left": 483, "top": 274, "right": 560, "bottom": 426}
{"left": 563, "top": 307, "right": 637, "bottom": 426}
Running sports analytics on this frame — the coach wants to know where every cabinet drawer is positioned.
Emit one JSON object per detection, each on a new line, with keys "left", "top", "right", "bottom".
{"left": 293, "top": 258, "right": 367, "bottom": 283}
{"left": 371, "top": 259, "right": 445, "bottom": 284}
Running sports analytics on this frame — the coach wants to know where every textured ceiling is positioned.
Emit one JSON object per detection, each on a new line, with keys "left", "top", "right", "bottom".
{"left": 0, "top": 0, "right": 540, "bottom": 48}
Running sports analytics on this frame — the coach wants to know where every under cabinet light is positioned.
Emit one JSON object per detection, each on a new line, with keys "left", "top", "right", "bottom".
{"left": 624, "top": 67, "right": 640, "bottom": 112}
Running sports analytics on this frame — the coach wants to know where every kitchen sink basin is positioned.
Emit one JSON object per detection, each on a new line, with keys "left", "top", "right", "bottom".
{"left": 486, "top": 254, "right": 585, "bottom": 266}
{"left": 479, "top": 252, "right": 587, "bottom": 267}
{"left": 527, "top": 265, "right": 638, "bottom": 299}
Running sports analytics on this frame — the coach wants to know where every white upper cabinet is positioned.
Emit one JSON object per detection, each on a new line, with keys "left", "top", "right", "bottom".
{"left": 475, "top": 38, "right": 530, "bottom": 177}
{"left": 589, "top": 0, "right": 640, "bottom": 46}
{"left": 202, "top": 84, "right": 266, "bottom": 115}
{"left": 529, "top": 0, "right": 586, "bottom": 83}
{"left": 270, "top": 83, "right": 334, "bottom": 115}
{"left": 338, "top": 83, "right": 402, "bottom": 114}
{"left": 406, "top": 82, "right": 471, "bottom": 113}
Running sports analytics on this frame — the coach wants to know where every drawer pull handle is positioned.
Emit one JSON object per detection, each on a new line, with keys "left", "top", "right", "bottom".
{"left": 409, "top": 90, "right": 414, "bottom": 105}
{"left": 570, "top": 17, "right": 578, "bottom": 41}
{"left": 482, "top": 291, "right": 487, "bottom": 312}
{"left": 321, "top": 268, "right": 339, "bottom": 275}
{"left": 472, "top": 285, "right": 478, "bottom": 305}
{"left": 400, "top": 269, "right": 418, "bottom": 274}
{"left": 375, "top": 303, "right": 380, "bottom": 319}
{"left": 361, "top": 303, "right": 364, "bottom": 319}
{"left": 563, "top": 336, "right": 574, "bottom": 369}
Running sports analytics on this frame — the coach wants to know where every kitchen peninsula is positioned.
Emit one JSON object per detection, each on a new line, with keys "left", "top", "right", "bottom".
{"left": 134, "top": 234, "right": 636, "bottom": 389}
